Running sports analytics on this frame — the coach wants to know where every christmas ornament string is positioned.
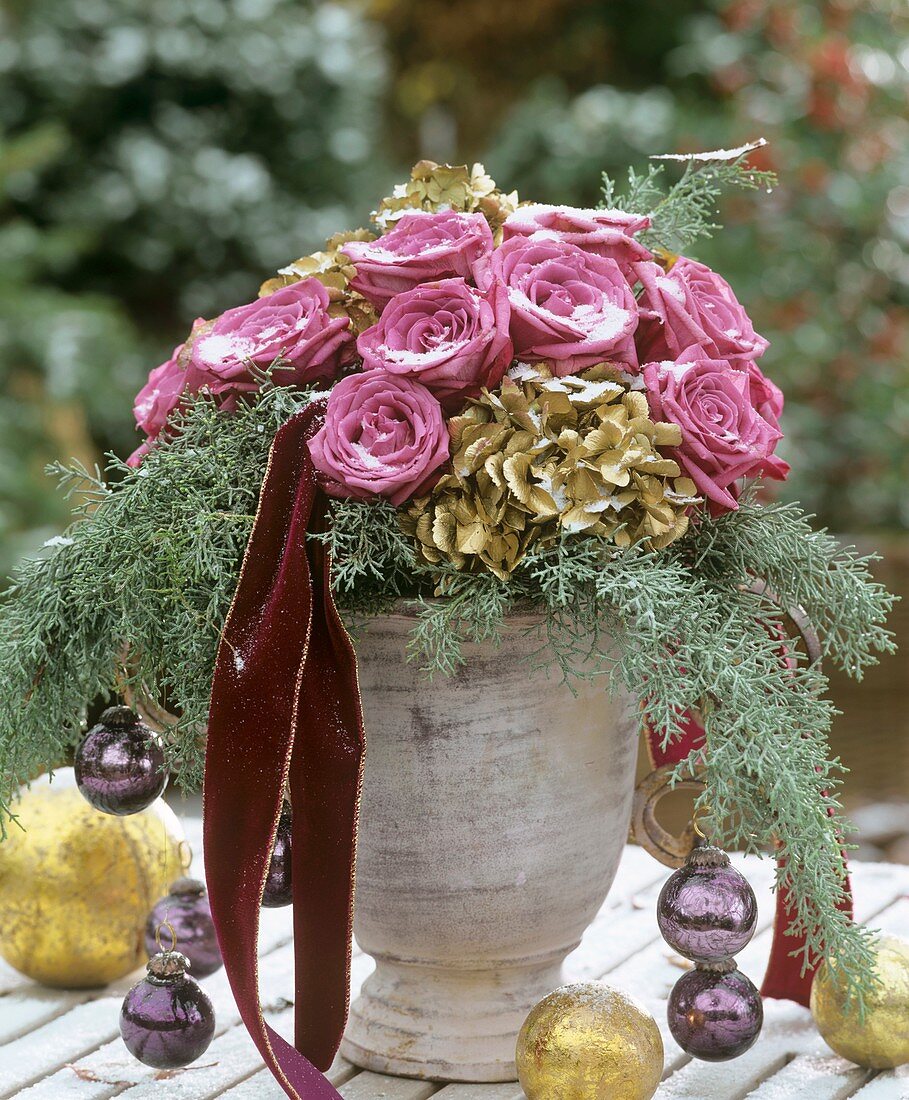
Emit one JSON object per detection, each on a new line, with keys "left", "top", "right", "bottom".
{"left": 203, "top": 400, "right": 363, "bottom": 1100}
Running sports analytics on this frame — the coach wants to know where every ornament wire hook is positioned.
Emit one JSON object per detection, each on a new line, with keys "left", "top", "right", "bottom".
{"left": 692, "top": 804, "right": 710, "bottom": 842}
{"left": 155, "top": 919, "right": 178, "bottom": 954}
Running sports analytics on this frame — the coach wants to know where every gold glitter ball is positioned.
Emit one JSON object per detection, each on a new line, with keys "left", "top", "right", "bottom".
{"left": 0, "top": 768, "right": 188, "bottom": 988}
{"left": 811, "top": 935, "right": 909, "bottom": 1069}
{"left": 516, "top": 981, "right": 664, "bottom": 1100}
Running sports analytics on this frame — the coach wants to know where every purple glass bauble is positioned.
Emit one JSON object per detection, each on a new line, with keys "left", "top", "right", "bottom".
{"left": 657, "top": 846, "right": 757, "bottom": 963}
{"left": 145, "top": 878, "right": 222, "bottom": 978}
{"left": 667, "top": 962, "right": 763, "bottom": 1061}
{"left": 262, "top": 805, "right": 292, "bottom": 908}
{"left": 75, "top": 705, "right": 168, "bottom": 816}
{"left": 120, "top": 951, "right": 215, "bottom": 1069}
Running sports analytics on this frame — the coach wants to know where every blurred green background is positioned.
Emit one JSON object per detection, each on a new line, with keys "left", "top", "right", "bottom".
{"left": 1, "top": 0, "right": 907, "bottom": 811}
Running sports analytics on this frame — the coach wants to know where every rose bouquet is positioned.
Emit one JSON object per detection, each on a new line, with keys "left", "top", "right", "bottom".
{"left": 0, "top": 148, "right": 896, "bottom": 1089}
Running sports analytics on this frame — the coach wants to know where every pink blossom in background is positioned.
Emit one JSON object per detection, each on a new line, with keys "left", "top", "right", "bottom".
{"left": 341, "top": 210, "right": 494, "bottom": 309}
{"left": 357, "top": 277, "right": 512, "bottom": 407}
{"left": 643, "top": 355, "right": 789, "bottom": 512}
{"left": 502, "top": 203, "right": 653, "bottom": 274}
{"left": 492, "top": 233, "right": 639, "bottom": 373}
{"left": 308, "top": 372, "right": 450, "bottom": 506}
{"left": 634, "top": 257, "right": 769, "bottom": 366}
{"left": 187, "top": 279, "right": 352, "bottom": 395}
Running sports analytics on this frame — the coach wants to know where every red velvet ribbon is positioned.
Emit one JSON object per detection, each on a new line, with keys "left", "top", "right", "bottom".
{"left": 645, "top": 704, "right": 853, "bottom": 1006}
{"left": 203, "top": 401, "right": 363, "bottom": 1099}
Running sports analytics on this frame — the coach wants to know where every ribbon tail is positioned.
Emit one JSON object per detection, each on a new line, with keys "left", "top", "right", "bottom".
{"left": 290, "top": 504, "right": 365, "bottom": 1061}
{"left": 203, "top": 401, "right": 361, "bottom": 1099}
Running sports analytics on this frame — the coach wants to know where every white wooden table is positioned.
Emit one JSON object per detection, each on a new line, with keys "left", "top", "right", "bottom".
{"left": 1, "top": 812, "right": 907, "bottom": 1099}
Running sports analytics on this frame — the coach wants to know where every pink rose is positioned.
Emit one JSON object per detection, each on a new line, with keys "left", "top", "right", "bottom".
{"left": 502, "top": 203, "right": 653, "bottom": 274}
{"left": 492, "top": 234, "right": 639, "bottom": 374}
{"left": 133, "top": 344, "right": 186, "bottom": 438}
{"left": 357, "top": 277, "right": 512, "bottom": 408}
{"left": 308, "top": 372, "right": 450, "bottom": 506}
{"left": 635, "top": 257, "right": 769, "bottom": 365}
{"left": 643, "top": 356, "right": 789, "bottom": 511}
{"left": 127, "top": 344, "right": 189, "bottom": 466}
{"left": 126, "top": 440, "right": 154, "bottom": 468}
{"left": 187, "top": 279, "right": 352, "bottom": 393}
{"left": 341, "top": 210, "right": 494, "bottom": 309}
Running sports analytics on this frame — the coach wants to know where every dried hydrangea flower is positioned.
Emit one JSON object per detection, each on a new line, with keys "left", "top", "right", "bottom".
{"left": 374, "top": 160, "right": 519, "bottom": 240}
{"left": 400, "top": 364, "right": 699, "bottom": 578}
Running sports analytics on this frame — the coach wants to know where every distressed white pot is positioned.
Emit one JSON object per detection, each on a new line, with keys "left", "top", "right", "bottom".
{"left": 339, "top": 607, "right": 638, "bottom": 1082}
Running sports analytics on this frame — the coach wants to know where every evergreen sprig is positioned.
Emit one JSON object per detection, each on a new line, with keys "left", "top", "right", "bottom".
{"left": 602, "top": 145, "right": 777, "bottom": 252}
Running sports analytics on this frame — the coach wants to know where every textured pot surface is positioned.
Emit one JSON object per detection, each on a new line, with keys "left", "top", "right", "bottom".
{"left": 340, "top": 609, "right": 638, "bottom": 1082}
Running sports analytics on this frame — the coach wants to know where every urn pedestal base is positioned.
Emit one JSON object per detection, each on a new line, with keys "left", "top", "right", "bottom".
{"left": 341, "top": 954, "right": 566, "bottom": 1082}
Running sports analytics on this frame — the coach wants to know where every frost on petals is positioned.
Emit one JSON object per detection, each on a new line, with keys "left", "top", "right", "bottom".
{"left": 502, "top": 203, "right": 653, "bottom": 274}
{"left": 307, "top": 372, "right": 450, "bottom": 506}
{"left": 341, "top": 210, "right": 495, "bottom": 309}
{"left": 492, "top": 233, "right": 639, "bottom": 374}
{"left": 643, "top": 356, "right": 789, "bottom": 511}
{"left": 357, "top": 277, "right": 512, "bottom": 407}
{"left": 188, "top": 279, "right": 353, "bottom": 392}
{"left": 634, "top": 257, "right": 769, "bottom": 366}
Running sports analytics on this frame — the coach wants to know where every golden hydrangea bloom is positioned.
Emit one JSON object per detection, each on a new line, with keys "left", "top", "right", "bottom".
{"left": 374, "top": 160, "right": 519, "bottom": 240}
{"left": 400, "top": 365, "right": 699, "bottom": 579}
{"left": 258, "top": 229, "right": 378, "bottom": 336}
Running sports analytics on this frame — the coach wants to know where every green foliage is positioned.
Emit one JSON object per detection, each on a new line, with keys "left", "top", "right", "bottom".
{"left": 602, "top": 150, "right": 777, "bottom": 253}
{"left": 0, "top": 386, "right": 309, "bottom": 814}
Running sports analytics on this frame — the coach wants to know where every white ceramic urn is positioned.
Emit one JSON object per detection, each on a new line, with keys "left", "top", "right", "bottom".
{"left": 339, "top": 607, "right": 639, "bottom": 1082}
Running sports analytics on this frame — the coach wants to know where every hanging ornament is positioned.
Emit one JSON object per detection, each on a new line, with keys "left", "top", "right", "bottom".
{"left": 657, "top": 845, "right": 757, "bottom": 963}
{"left": 810, "top": 934, "right": 909, "bottom": 1069}
{"left": 145, "top": 878, "right": 222, "bottom": 978}
{"left": 120, "top": 949, "right": 216, "bottom": 1069}
{"left": 667, "top": 960, "right": 763, "bottom": 1061}
{"left": 657, "top": 820, "right": 763, "bottom": 1061}
{"left": 75, "top": 705, "right": 169, "bottom": 815}
{"left": 262, "top": 804, "right": 292, "bottom": 908}
{"left": 515, "top": 982, "right": 663, "bottom": 1100}
{"left": 0, "top": 768, "right": 187, "bottom": 987}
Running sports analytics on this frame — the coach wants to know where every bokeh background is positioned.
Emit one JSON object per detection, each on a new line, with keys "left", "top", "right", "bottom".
{"left": 1, "top": 0, "right": 906, "bottom": 839}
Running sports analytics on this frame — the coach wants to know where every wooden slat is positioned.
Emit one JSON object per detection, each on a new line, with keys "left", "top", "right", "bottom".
{"left": 434, "top": 1085, "right": 524, "bottom": 1098}
{"left": 338, "top": 1072, "right": 439, "bottom": 1099}
{"left": 219, "top": 1055, "right": 358, "bottom": 1098}
{"left": 851, "top": 1073, "right": 909, "bottom": 1099}
{"left": 13, "top": 922, "right": 375, "bottom": 1098}
{"left": 746, "top": 1055, "right": 873, "bottom": 1100}
{"left": 0, "top": 997, "right": 122, "bottom": 1098}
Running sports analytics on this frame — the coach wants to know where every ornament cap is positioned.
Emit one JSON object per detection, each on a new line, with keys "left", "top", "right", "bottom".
{"left": 169, "top": 877, "right": 207, "bottom": 898}
{"left": 687, "top": 844, "right": 731, "bottom": 869}
{"left": 147, "top": 951, "right": 191, "bottom": 981}
{"left": 696, "top": 958, "right": 738, "bottom": 974}
{"left": 99, "top": 705, "right": 140, "bottom": 729}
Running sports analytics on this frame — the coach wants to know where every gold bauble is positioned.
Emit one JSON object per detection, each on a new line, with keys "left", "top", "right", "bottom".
{"left": 516, "top": 982, "right": 664, "bottom": 1100}
{"left": 0, "top": 768, "right": 188, "bottom": 988}
{"left": 811, "top": 935, "right": 909, "bottom": 1069}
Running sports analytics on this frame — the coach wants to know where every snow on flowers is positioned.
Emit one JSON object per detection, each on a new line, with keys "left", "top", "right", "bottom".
{"left": 128, "top": 160, "right": 787, "bottom": 574}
